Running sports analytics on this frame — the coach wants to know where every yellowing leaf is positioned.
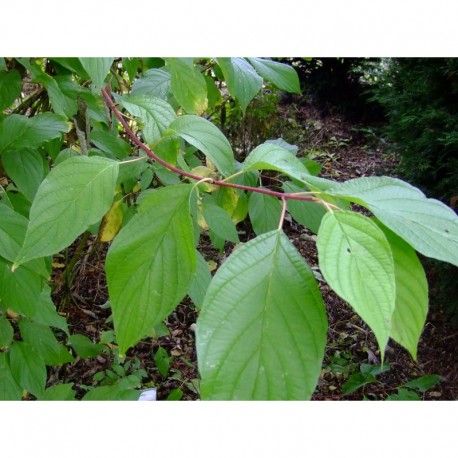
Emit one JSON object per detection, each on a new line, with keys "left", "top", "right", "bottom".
{"left": 99, "top": 200, "right": 123, "bottom": 242}
{"left": 216, "top": 187, "right": 248, "bottom": 224}
{"left": 190, "top": 166, "right": 219, "bottom": 193}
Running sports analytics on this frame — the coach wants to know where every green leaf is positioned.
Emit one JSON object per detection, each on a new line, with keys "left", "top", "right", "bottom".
{"left": 9, "top": 341, "right": 47, "bottom": 398}
{"left": 248, "top": 191, "right": 282, "bottom": 235}
{"left": 39, "top": 383, "right": 76, "bottom": 400}
{"left": 167, "top": 58, "right": 208, "bottom": 114}
{"left": 0, "top": 204, "right": 28, "bottom": 262}
{"left": 217, "top": 58, "right": 263, "bottom": 113}
{"left": 300, "top": 158, "right": 323, "bottom": 176}
{"left": 117, "top": 157, "right": 148, "bottom": 186}
{"left": 197, "top": 229, "right": 327, "bottom": 400}
{"left": 154, "top": 346, "right": 172, "bottom": 378}
{"left": 54, "top": 148, "right": 79, "bottom": 166}
{"left": 106, "top": 185, "right": 196, "bottom": 354}
{"left": 167, "top": 388, "right": 183, "bottom": 400}
{"left": 403, "top": 375, "right": 441, "bottom": 392}
{"left": 316, "top": 211, "right": 396, "bottom": 357}
{"left": 79, "top": 58, "right": 114, "bottom": 93}
{"left": 204, "top": 74, "right": 222, "bottom": 109}
{"left": 120, "top": 93, "right": 177, "bottom": 146}
{"left": 248, "top": 58, "right": 301, "bottom": 94}
{"left": 0, "top": 258, "right": 45, "bottom": 316}
{"left": 2, "top": 149, "right": 46, "bottom": 201}
{"left": 0, "top": 69, "right": 22, "bottom": 111}
{"left": 0, "top": 353, "right": 23, "bottom": 400}
{"left": 82, "top": 382, "right": 139, "bottom": 400}
{"left": 283, "top": 182, "right": 327, "bottom": 234}
{"left": 375, "top": 221, "right": 428, "bottom": 359}
{"left": 155, "top": 135, "right": 180, "bottom": 165}
{"left": 265, "top": 138, "right": 298, "bottom": 154}
{"left": 170, "top": 115, "right": 234, "bottom": 177}
{"left": 188, "top": 250, "right": 212, "bottom": 310}
{"left": 342, "top": 372, "right": 377, "bottom": 395}
{"left": 18, "top": 59, "right": 77, "bottom": 117}
{"left": 122, "top": 57, "right": 139, "bottom": 82}
{"left": 19, "top": 320, "right": 75, "bottom": 366}
{"left": 90, "top": 129, "right": 131, "bottom": 160}
{"left": 387, "top": 388, "right": 421, "bottom": 400}
{"left": 14, "top": 156, "right": 119, "bottom": 267}
{"left": 0, "top": 316, "right": 14, "bottom": 348}
{"left": 202, "top": 201, "right": 239, "bottom": 243}
{"left": 215, "top": 186, "right": 248, "bottom": 225}
{"left": 243, "top": 142, "right": 332, "bottom": 191}
{"left": 6, "top": 191, "right": 32, "bottom": 218}
{"left": 327, "top": 176, "right": 458, "bottom": 267}
{"left": 31, "top": 287, "right": 69, "bottom": 334}
{"left": 50, "top": 58, "right": 89, "bottom": 79}
{"left": 67, "top": 334, "right": 104, "bottom": 359}
{"left": 0, "top": 113, "right": 69, "bottom": 154}
{"left": 131, "top": 68, "right": 171, "bottom": 100}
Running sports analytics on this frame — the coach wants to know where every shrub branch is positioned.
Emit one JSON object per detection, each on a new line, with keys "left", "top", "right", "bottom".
{"left": 101, "top": 87, "right": 325, "bottom": 204}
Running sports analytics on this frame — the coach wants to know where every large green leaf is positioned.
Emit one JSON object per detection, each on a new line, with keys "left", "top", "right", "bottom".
{"left": 375, "top": 221, "right": 428, "bottom": 359}
{"left": 2, "top": 149, "right": 46, "bottom": 201}
{"left": 79, "top": 58, "right": 114, "bottom": 93}
{"left": 106, "top": 185, "right": 196, "bottom": 354}
{"left": 0, "top": 353, "right": 23, "bottom": 400}
{"left": 217, "top": 58, "right": 263, "bottom": 113}
{"left": 242, "top": 142, "right": 333, "bottom": 191}
{"left": 9, "top": 341, "right": 47, "bottom": 398}
{"left": 14, "top": 156, "right": 119, "bottom": 267}
{"left": 248, "top": 191, "right": 282, "bottom": 235}
{"left": 327, "top": 176, "right": 458, "bottom": 267}
{"left": 0, "top": 113, "right": 69, "bottom": 154}
{"left": 170, "top": 115, "right": 234, "bottom": 177}
{"left": 248, "top": 58, "right": 301, "bottom": 94}
{"left": 131, "top": 68, "right": 171, "bottom": 100}
{"left": 19, "top": 320, "right": 75, "bottom": 366}
{"left": 167, "top": 58, "right": 208, "bottom": 114}
{"left": 316, "top": 211, "right": 396, "bottom": 356}
{"left": 0, "top": 69, "right": 22, "bottom": 111}
{"left": 120, "top": 94, "right": 177, "bottom": 146}
{"left": 197, "top": 229, "right": 327, "bottom": 400}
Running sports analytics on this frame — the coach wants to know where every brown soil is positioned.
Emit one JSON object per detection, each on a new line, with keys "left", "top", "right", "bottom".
{"left": 54, "top": 100, "right": 457, "bottom": 401}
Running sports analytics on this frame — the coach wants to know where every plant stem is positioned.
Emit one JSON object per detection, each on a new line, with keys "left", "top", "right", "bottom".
{"left": 62, "top": 231, "right": 91, "bottom": 301}
{"left": 278, "top": 197, "right": 288, "bottom": 230}
{"left": 101, "top": 88, "right": 325, "bottom": 204}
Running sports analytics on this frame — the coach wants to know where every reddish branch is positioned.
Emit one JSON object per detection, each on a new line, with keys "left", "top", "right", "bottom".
{"left": 101, "top": 87, "right": 321, "bottom": 203}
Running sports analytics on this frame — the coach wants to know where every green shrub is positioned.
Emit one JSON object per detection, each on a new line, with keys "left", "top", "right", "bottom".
{"left": 371, "top": 58, "right": 458, "bottom": 204}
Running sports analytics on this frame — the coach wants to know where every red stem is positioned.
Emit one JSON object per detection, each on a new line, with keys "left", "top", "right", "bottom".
{"left": 101, "top": 88, "right": 321, "bottom": 203}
